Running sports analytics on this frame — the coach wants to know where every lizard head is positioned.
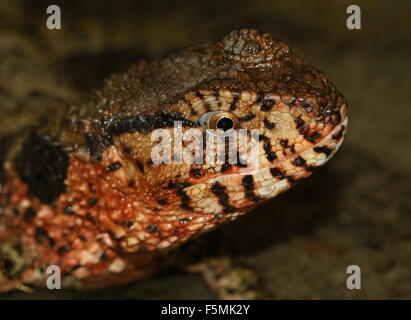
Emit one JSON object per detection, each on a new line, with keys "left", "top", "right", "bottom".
{"left": 64, "top": 29, "right": 347, "bottom": 250}
{"left": 0, "top": 30, "right": 348, "bottom": 289}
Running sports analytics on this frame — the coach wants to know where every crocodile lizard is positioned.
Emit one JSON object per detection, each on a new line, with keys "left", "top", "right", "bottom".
{"left": 0, "top": 29, "right": 347, "bottom": 292}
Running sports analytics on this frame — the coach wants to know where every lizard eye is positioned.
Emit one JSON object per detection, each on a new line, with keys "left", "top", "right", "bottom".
{"left": 198, "top": 111, "right": 237, "bottom": 131}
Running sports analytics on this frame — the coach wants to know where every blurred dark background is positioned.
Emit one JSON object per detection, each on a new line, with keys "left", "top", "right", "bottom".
{"left": 1, "top": 0, "right": 410, "bottom": 299}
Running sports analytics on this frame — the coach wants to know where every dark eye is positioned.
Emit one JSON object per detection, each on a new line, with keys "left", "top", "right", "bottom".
{"left": 216, "top": 117, "right": 234, "bottom": 131}
{"left": 198, "top": 111, "right": 237, "bottom": 131}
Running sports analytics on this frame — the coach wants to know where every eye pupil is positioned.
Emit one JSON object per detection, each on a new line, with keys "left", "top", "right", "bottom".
{"left": 216, "top": 117, "right": 234, "bottom": 131}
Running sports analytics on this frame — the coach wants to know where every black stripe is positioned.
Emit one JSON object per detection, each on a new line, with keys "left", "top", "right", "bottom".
{"left": 166, "top": 181, "right": 192, "bottom": 190}
{"left": 23, "top": 207, "right": 36, "bottom": 223}
{"left": 135, "top": 160, "right": 145, "bottom": 173}
{"left": 332, "top": 125, "right": 345, "bottom": 140}
{"left": 242, "top": 175, "right": 263, "bottom": 202}
{"left": 260, "top": 96, "right": 276, "bottom": 111}
{"left": 195, "top": 91, "right": 211, "bottom": 112}
{"left": 266, "top": 151, "right": 277, "bottom": 162}
{"left": 292, "top": 156, "right": 306, "bottom": 166}
{"left": 294, "top": 117, "right": 305, "bottom": 128}
{"left": 210, "top": 89, "right": 218, "bottom": 98}
{"left": 195, "top": 91, "right": 205, "bottom": 100}
{"left": 270, "top": 167, "right": 285, "bottom": 180}
{"left": 260, "top": 104, "right": 272, "bottom": 111}
{"left": 146, "top": 224, "right": 157, "bottom": 233}
{"left": 211, "top": 182, "right": 236, "bottom": 213}
{"left": 230, "top": 92, "right": 240, "bottom": 110}
{"left": 259, "top": 135, "right": 277, "bottom": 162}
{"left": 177, "top": 189, "right": 191, "bottom": 210}
{"left": 238, "top": 113, "right": 256, "bottom": 122}
{"left": 166, "top": 181, "right": 192, "bottom": 210}
{"left": 190, "top": 168, "right": 203, "bottom": 178}
{"left": 84, "top": 132, "right": 113, "bottom": 161}
{"left": 280, "top": 139, "right": 288, "bottom": 148}
{"left": 221, "top": 164, "right": 232, "bottom": 172}
{"left": 287, "top": 176, "right": 297, "bottom": 185}
{"left": 106, "top": 161, "right": 122, "bottom": 172}
{"left": 123, "top": 147, "right": 133, "bottom": 155}
{"left": 108, "top": 111, "right": 198, "bottom": 135}
{"left": 263, "top": 119, "right": 276, "bottom": 130}
{"left": 314, "top": 146, "right": 332, "bottom": 156}
{"left": 298, "top": 126, "right": 321, "bottom": 142}
{"left": 306, "top": 132, "right": 321, "bottom": 143}
{"left": 35, "top": 227, "right": 54, "bottom": 247}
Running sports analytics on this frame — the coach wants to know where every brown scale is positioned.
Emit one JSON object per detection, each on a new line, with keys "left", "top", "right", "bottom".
{"left": 0, "top": 29, "right": 347, "bottom": 291}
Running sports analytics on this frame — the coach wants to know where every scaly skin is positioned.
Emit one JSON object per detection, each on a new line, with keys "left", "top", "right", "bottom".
{"left": 0, "top": 29, "right": 347, "bottom": 292}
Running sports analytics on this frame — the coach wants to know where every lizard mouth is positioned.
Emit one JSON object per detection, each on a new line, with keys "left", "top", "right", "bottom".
{"left": 252, "top": 115, "right": 347, "bottom": 198}
{"left": 260, "top": 115, "right": 348, "bottom": 177}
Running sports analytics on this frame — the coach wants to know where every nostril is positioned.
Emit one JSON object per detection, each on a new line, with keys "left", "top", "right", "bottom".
{"left": 302, "top": 102, "right": 313, "bottom": 113}
{"left": 324, "top": 107, "right": 334, "bottom": 115}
